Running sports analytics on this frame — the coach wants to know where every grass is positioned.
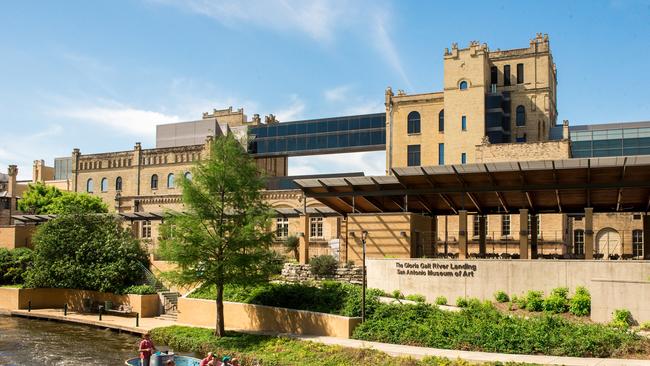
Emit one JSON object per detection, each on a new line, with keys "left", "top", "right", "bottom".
{"left": 0, "top": 284, "right": 24, "bottom": 288}
{"left": 150, "top": 325, "right": 538, "bottom": 366}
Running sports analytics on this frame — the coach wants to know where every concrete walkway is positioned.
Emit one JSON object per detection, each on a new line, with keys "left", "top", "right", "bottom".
{"left": 6, "top": 309, "right": 650, "bottom": 366}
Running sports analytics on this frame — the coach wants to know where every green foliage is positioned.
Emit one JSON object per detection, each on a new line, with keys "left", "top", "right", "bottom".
{"left": 0, "top": 248, "right": 33, "bottom": 285}
{"left": 512, "top": 295, "right": 527, "bottom": 309}
{"left": 189, "top": 281, "right": 383, "bottom": 318}
{"left": 157, "top": 134, "right": 278, "bottom": 336}
{"left": 569, "top": 287, "right": 591, "bottom": 316}
{"left": 406, "top": 294, "right": 426, "bottom": 303}
{"left": 309, "top": 255, "right": 338, "bottom": 277}
{"left": 17, "top": 182, "right": 107, "bottom": 214}
{"left": 391, "top": 289, "right": 405, "bottom": 299}
{"left": 524, "top": 291, "right": 544, "bottom": 312}
{"left": 149, "top": 325, "right": 524, "bottom": 366}
{"left": 494, "top": 290, "right": 510, "bottom": 303}
{"left": 283, "top": 235, "right": 300, "bottom": 261}
{"left": 123, "top": 284, "right": 157, "bottom": 295}
{"left": 24, "top": 213, "right": 149, "bottom": 293}
{"left": 543, "top": 287, "right": 569, "bottom": 313}
{"left": 611, "top": 309, "right": 633, "bottom": 329}
{"left": 435, "top": 296, "right": 448, "bottom": 306}
{"left": 640, "top": 321, "right": 650, "bottom": 331}
{"left": 353, "top": 301, "right": 648, "bottom": 358}
{"left": 455, "top": 297, "right": 468, "bottom": 308}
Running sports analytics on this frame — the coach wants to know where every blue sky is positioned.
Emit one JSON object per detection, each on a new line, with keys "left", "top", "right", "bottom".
{"left": 1, "top": 0, "right": 649, "bottom": 179}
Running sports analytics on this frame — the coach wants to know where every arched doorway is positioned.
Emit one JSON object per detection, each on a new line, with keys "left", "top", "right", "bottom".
{"left": 595, "top": 228, "right": 621, "bottom": 258}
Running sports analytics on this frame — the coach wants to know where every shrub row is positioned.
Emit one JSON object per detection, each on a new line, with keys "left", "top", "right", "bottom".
{"left": 189, "top": 281, "right": 384, "bottom": 317}
{"left": 0, "top": 248, "right": 33, "bottom": 285}
{"left": 500, "top": 287, "right": 591, "bottom": 316}
{"left": 353, "top": 301, "right": 647, "bottom": 358}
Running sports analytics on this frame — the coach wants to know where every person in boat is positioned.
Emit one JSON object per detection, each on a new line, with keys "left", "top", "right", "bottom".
{"left": 221, "top": 356, "right": 233, "bottom": 365}
{"left": 138, "top": 332, "right": 156, "bottom": 366}
{"left": 200, "top": 352, "right": 214, "bottom": 366}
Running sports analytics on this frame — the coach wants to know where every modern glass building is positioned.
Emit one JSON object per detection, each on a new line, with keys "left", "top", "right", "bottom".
{"left": 570, "top": 122, "right": 650, "bottom": 158}
{"left": 248, "top": 113, "right": 386, "bottom": 157}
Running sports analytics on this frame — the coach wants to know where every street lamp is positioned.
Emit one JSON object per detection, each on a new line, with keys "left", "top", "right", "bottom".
{"left": 361, "top": 230, "right": 368, "bottom": 322}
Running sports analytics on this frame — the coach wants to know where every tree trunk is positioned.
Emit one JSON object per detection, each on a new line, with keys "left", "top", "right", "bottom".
{"left": 215, "top": 283, "right": 226, "bottom": 337}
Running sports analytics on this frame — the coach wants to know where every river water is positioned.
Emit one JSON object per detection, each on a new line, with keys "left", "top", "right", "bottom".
{"left": 0, "top": 315, "right": 155, "bottom": 365}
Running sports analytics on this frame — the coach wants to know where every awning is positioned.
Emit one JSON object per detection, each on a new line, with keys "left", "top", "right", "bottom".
{"left": 294, "top": 156, "right": 650, "bottom": 215}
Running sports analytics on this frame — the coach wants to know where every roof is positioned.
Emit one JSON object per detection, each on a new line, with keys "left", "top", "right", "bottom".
{"left": 295, "top": 156, "right": 650, "bottom": 215}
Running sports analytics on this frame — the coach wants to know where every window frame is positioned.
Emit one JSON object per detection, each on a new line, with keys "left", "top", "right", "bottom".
{"left": 504, "top": 65, "right": 511, "bottom": 86}
{"left": 115, "top": 176, "right": 123, "bottom": 191}
{"left": 574, "top": 229, "right": 585, "bottom": 255}
{"left": 461, "top": 153, "right": 466, "bottom": 164}
{"left": 459, "top": 80, "right": 468, "bottom": 90}
{"left": 141, "top": 220, "right": 152, "bottom": 239}
{"left": 516, "top": 63, "right": 524, "bottom": 84}
{"left": 438, "top": 143, "right": 444, "bottom": 165}
{"left": 501, "top": 214, "right": 511, "bottom": 237}
{"left": 86, "top": 178, "right": 94, "bottom": 193}
{"left": 309, "top": 216, "right": 324, "bottom": 239}
{"left": 407, "top": 144, "right": 421, "bottom": 167}
{"left": 151, "top": 174, "right": 159, "bottom": 190}
{"left": 276, "top": 217, "right": 289, "bottom": 239}
{"left": 407, "top": 111, "right": 421, "bottom": 134}
{"left": 100, "top": 178, "right": 108, "bottom": 192}
{"left": 438, "top": 109, "right": 444, "bottom": 132}
{"left": 516, "top": 105, "right": 526, "bottom": 127}
{"left": 461, "top": 115, "right": 467, "bottom": 131}
{"left": 167, "top": 173, "right": 175, "bottom": 188}
{"left": 632, "top": 229, "right": 643, "bottom": 258}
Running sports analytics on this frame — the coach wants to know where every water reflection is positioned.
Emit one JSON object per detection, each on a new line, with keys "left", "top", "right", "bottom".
{"left": 0, "top": 315, "right": 143, "bottom": 366}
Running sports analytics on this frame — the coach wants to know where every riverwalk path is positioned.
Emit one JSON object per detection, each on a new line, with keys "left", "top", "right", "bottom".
{"left": 4, "top": 308, "right": 650, "bottom": 366}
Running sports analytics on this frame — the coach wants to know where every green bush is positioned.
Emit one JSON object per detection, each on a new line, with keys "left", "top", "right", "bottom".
{"left": 24, "top": 213, "right": 149, "bottom": 293}
{"left": 435, "top": 296, "right": 447, "bottom": 306}
{"left": 123, "top": 284, "right": 157, "bottom": 295}
{"left": 0, "top": 248, "right": 33, "bottom": 285}
{"left": 543, "top": 287, "right": 569, "bottom": 313}
{"left": 405, "top": 294, "right": 426, "bottom": 303}
{"left": 612, "top": 309, "right": 633, "bottom": 329}
{"left": 456, "top": 297, "right": 469, "bottom": 308}
{"left": 524, "top": 291, "right": 544, "bottom": 312}
{"left": 494, "top": 290, "right": 509, "bottom": 303}
{"left": 569, "top": 287, "right": 591, "bottom": 316}
{"left": 353, "top": 301, "right": 648, "bottom": 358}
{"left": 188, "top": 281, "right": 383, "bottom": 318}
{"left": 640, "top": 322, "right": 650, "bottom": 331}
{"left": 309, "top": 255, "right": 338, "bottom": 277}
{"left": 391, "top": 289, "right": 405, "bottom": 299}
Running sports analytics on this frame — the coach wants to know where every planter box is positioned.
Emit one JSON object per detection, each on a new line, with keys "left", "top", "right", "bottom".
{"left": 177, "top": 297, "right": 361, "bottom": 338}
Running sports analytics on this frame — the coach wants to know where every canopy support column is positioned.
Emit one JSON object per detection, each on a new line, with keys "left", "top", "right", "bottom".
{"left": 479, "top": 215, "right": 487, "bottom": 256}
{"left": 530, "top": 213, "right": 538, "bottom": 259}
{"left": 519, "top": 209, "right": 529, "bottom": 259}
{"left": 643, "top": 214, "right": 650, "bottom": 260}
{"left": 459, "top": 210, "right": 468, "bottom": 259}
{"left": 584, "top": 208, "right": 594, "bottom": 260}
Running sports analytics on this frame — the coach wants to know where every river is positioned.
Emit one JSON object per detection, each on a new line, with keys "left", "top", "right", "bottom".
{"left": 0, "top": 315, "right": 182, "bottom": 365}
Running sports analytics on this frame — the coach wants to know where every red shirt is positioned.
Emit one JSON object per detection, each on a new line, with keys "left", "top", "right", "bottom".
{"left": 200, "top": 357, "right": 213, "bottom": 366}
{"left": 139, "top": 339, "right": 155, "bottom": 359}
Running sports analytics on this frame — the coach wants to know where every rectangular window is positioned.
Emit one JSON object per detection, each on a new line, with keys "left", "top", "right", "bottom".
{"left": 501, "top": 215, "right": 511, "bottom": 236}
{"left": 407, "top": 145, "right": 421, "bottom": 166}
{"left": 461, "top": 153, "right": 466, "bottom": 164}
{"left": 1, "top": 198, "right": 9, "bottom": 210}
{"left": 633, "top": 230, "right": 643, "bottom": 258}
{"left": 490, "top": 66, "right": 498, "bottom": 86}
{"left": 574, "top": 230, "right": 585, "bottom": 255}
{"left": 516, "top": 63, "right": 524, "bottom": 84}
{"left": 310, "top": 217, "right": 323, "bottom": 239}
{"left": 461, "top": 116, "right": 467, "bottom": 131}
{"left": 141, "top": 220, "right": 152, "bottom": 239}
{"left": 438, "top": 143, "right": 445, "bottom": 165}
{"left": 473, "top": 215, "right": 480, "bottom": 237}
{"left": 276, "top": 217, "right": 289, "bottom": 239}
{"left": 504, "top": 65, "right": 511, "bottom": 86}
{"left": 527, "top": 215, "right": 540, "bottom": 238}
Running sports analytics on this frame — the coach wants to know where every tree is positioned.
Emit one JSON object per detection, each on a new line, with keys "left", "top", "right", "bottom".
{"left": 17, "top": 182, "right": 107, "bottom": 214}
{"left": 283, "top": 235, "right": 300, "bottom": 261}
{"left": 17, "top": 182, "right": 62, "bottom": 214}
{"left": 158, "top": 134, "right": 278, "bottom": 337}
{"left": 25, "top": 213, "right": 149, "bottom": 293}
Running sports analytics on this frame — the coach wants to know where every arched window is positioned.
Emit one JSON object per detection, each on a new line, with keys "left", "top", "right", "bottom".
{"left": 151, "top": 174, "right": 158, "bottom": 189}
{"left": 184, "top": 172, "right": 192, "bottom": 181}
{"left": 115, "top": 177, "right": 123, "bottom": 191}
{"left": 438, "top": 109, "right": 444, "bottom": 132}
{"left": 633, "top": 230, "right": 643, "bottom": 258}
{"left": 459, "top": 80, "right": 468, "bottom": 90}
{"left": 574, "top": 229, "right": 585, "bottom": 255}
{"left": 86, "top": 178, "right": 94, "bottom": 193}
{"left": 407, "top": 111, "right": 421, "bottom": 134}
{"left": 516, "top": 105, "right": 526, "bottom": 126}
{"left": 100, "top": 178, "right": 108, "bottom": 192}
{"left": 167, "top": 173, "right": 175, "bottom": 188}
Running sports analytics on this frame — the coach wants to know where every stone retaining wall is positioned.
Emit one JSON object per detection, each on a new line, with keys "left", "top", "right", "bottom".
{"left": 281, "top": 263, "right": 363, "bottom": 284}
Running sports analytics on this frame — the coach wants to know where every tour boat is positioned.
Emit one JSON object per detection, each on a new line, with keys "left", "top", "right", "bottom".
{"left": 125, "top": 353, "right": 201, "bottom": 366}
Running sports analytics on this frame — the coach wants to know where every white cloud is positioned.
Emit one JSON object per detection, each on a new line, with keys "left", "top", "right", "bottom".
{"left": 154, "top": 0, "right": 343, "bottom": 42}
{"left": 324, "top": 84, "right": 384, "bottom": 115}
{"left": 56, "top": 103, "right": 182, "bottom": 137}
{"left": 0, "top": 125, "right": 65, "bottom": 180}
{"left": 324, "top": 85, "right": 352, "bottom": 102}
{"left": 289, "top": 151, "right": 385, "bottom": 176}
{"left": 275, "top": 94, "right": 305, "bottom": 122}
{"left": 370, "top": 9, "right": 412, "bottom": 90}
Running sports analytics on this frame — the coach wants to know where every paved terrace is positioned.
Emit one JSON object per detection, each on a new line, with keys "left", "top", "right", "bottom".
{"left": 4, "top": 308, "right": 650, "bottom": 366}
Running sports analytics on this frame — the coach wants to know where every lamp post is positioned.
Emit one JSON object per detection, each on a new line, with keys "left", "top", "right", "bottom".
{"left": 361, "top": 230, "right": 368, "bottom": 322}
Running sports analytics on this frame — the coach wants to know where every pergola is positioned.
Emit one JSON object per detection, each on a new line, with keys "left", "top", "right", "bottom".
{"left": 294, "top": 156, "right": 650, "bottom": 260}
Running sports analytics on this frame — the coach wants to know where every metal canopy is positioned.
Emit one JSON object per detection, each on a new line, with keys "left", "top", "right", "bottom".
{"left": 294, "top": 156, "right": 650, "bottom": 215}
{"left": 11, "top": 212, "right": 167, "bottom": 223}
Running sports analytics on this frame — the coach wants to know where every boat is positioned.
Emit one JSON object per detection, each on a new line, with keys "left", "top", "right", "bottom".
{"left": 125, "top": 352, "right": 201, "bottom": 366}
